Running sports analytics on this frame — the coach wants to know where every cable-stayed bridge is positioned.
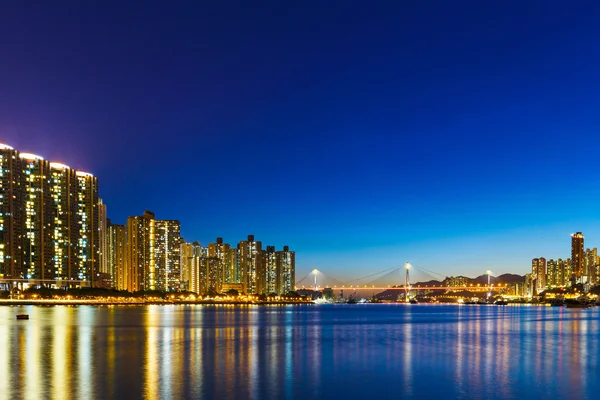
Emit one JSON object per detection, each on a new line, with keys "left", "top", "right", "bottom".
{"left": 295, "top": 264, "right": 505, "bottom": 293}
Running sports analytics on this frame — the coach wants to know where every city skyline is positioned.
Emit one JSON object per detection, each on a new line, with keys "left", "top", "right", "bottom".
{"left": 0, "top": 141, "right": 296, "bottom": 295}
{"left": 2, "top": 2, "right": 600, "bottom": 280}
{"left": 3, "top": 138, "right": 600, "bottom": 284}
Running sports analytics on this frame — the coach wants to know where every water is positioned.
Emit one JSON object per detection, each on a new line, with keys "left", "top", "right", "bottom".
{"left": 0, "top": 304, "right": 598, "bottom": 400}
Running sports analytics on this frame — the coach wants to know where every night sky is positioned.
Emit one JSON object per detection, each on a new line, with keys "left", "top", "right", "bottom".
{"left": 2, "top": 1, "right": 600, "bottom": 281}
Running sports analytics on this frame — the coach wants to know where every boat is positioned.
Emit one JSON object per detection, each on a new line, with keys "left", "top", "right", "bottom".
{"left": 494, "top": 299, "right": 508, "bottom": 305}
{"left": 16, "top": 315, "right": 29, "bottom": 320}
{"left": 409, "top": 298, "right": 418, "bottom": 304}
{"left": 313, "top": 297, "right": 334, "bottom": 305}
{"left": 565, "top": 298, "right": 592, "bottom": 309}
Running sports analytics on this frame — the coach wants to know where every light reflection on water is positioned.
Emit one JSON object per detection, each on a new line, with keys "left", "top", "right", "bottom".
{"left": 0, "top": 304, "right": 599, "bottom": 399}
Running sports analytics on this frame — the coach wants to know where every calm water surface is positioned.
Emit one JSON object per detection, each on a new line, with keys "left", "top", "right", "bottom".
{"left": 0, "top": 304, "right": 598, "bottom": 399}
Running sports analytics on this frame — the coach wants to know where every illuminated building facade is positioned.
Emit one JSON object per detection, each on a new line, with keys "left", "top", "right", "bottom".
{"left": 0, "top": 144, "right": 21, "bottom": 278}
{"left": 208, "top": 237, "right": 235, "bottom": 285}
{"left": 264, "top": 246, "right": 277, "bottom": 294}
{"left": 179, "top": 240, "right": 193, "bottom": 291}
{"left": 238, "top": 235, "right": 264, "bottom": 294}
{"left": 180, "top": 236, "right": 294, "bottom": 296}
{"left": 49, "top": 162, "right": 77, "bottom": 281}
{"left": 180, "top": 241, "right": 205, "bottom": 294}
{"left": 446, "top": 276, "right": 469, "bottom": 288}
{"left": 154, "top": 219, "right": 181, "bottom": 291}
{"left": 108, "top": 222, "right": 127, "bottom": 290}
{"left": 546, "top": 259, "right": 558, "bottom": 287}
{"left": 531, "top": 257, "right": 546, "bottom": 293}
{"left": 0, "top": 143, "right": 99, "bottom": 284}
{"left": 98, "top": 199, "right": 108, "bottom": 274}
{"left": 584, "top": 248, "right": 598, "bottom": 285}
{"left": 276, "top": 245, "right": 295, "bottom": 295}
{"left": 571, "top": 232, "right": 584, "bottom": 281}
{"left": 75, "top": 171, "right": 99, "bottom": 284}
{"left": 126, "top": 211, "right": 181, "bottom": 292}
{"left": 21, "top": 153, "right": 53, "bottom": 280}
{"left": 126, "top": 211, "right": 155, "bottom": 291}
{"left": 205, "top": 257, "right": 221, "bottom": 294}
{"left": 180, "top": 240, "right": 206, "bottom": 294}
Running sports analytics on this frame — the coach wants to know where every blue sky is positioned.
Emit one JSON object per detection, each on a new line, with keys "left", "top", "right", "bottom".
{"left": 1, "top": 1, "right": 600, "bottom": 281}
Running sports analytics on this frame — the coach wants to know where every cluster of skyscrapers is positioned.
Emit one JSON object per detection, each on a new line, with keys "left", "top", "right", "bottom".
{"left": 0, "top": 143, "right": 295, "bottom": 295}
{"left": 0, "top": 144, "right": 99, "bottom": 284}
{"left": 529, "top": 232, "right": 598, "bottom": 294}
{"left": 179, "top": 236, "right": 295, "bottom": 296}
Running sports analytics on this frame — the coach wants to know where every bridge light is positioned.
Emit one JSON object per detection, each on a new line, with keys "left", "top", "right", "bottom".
{"left": 405, "top": 262, "right": 412, "bottom": 270}
{"left": 312, "top": 269, "right": 319, "bottom": 275}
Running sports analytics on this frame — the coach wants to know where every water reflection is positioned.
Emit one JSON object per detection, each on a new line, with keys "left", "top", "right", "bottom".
{"left": 0, "top": 305, "right": 599, "bottom": 399}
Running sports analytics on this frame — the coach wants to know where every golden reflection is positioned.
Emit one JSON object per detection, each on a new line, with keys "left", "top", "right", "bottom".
{"left": 0, "top": 308, "right": 11, "bottom": 395}
{"left": 25, "top": 309, "right": 40, "bottom": 400}
{"left": 170, "top": 320, "right": 184, "bottom": 400}
{"left": 77, "top": 306, "right": 93, "bottom": 399}
{"left": 106, "top": 308, "right": 116, "bottom": 397}
{"left": 144, "top": 306, "right": 160, "bottom": 399}
{"left": 248, "top": 321, "right": 259, "bottom": 398}
{"left": 52, "top": 306, "right": 70, "bottom": 400}
{"left": 160, "top": 306, "right": 174, "bottom": 399}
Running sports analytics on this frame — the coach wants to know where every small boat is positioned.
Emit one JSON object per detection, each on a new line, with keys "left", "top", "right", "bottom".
{"left": 16, "top": 315, "right": 29, "bottom": 320}
{"left": 494, "top": 300, "right": 508, "bottom": 305}
{"left": 565, "top": 298, "right": 592, "bottom": 309}
{"left": 409, "top": 298, "right": 418, "bottom": 304}
{"left": 313, "top": 297, "right": 334, "bottom": 305}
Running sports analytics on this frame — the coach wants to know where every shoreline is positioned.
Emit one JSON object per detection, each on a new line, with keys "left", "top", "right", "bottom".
{"left": 0, "top": 299, "right": 312, "bottom": 306}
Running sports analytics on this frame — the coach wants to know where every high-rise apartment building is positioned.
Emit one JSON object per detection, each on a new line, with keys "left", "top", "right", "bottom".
{"left": 208, "top": 237, "right": 235, "bottom": 285}
{"left": 571, "top": 232, "right": 584, "bottom": 280}
{"left": 0, "top": 144, "right": 99, "bottom": 285}
{"left": 98, "top": 200, "right": 108, "bottom": 274}
{"left": 546, "top": 259, "right": 557, "bottom": 287}
{"left": 556, "top": 259, "right": 566, "bottom": 287}
{"left": 74, "top": 171, "right": 99, "bottom": 284}
{"left": 126, "top": 211, "right": 155, "bottom": 292}
{"left": 154, "top": 219, "right": 181, "bottom": 291}
{"left": 531, "top": 257, "right": 546, "bottom": 293}
{"left": 238, "top": 235, "right": 264, "bottom": 294}
{"left": 0, "top": 144, "right": 21, "bottom": 278}
{"left": 584, "top": 248, "right": 598, "bottom": 285}
{"left": 180, "top": 241, "right": 205, "bottom": 294}
{"left": 126, "top": 211, "right": 181, "bottom": 292}
{"left": 108, "top": 222, "right": 127, "bottom": 290}
{"left": 264, "top": 246, "right": 277, "bottom": 294}
{"left": 21, "top": 153, "right": 53, "bottom": 280}
{"left": 48, "top": 161, "right": 76, "bottom": 281}
{"left": 276, "top": 245, "right": 295, "bottom": 295}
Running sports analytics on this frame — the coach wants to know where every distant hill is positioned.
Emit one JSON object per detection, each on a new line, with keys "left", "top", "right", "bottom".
{"left": 410, "top": 273, "right": 526, "bottom": 287}
{"left": 472, "top": 273, "right": 525, "bottom": 284}
{"left": 495, "top": 273, "right": 526, "bottom": 283}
